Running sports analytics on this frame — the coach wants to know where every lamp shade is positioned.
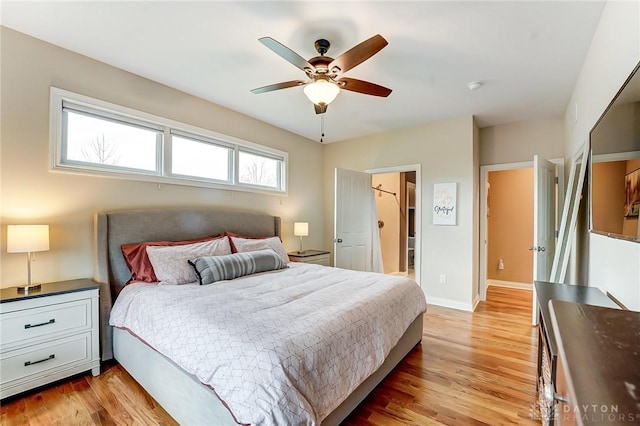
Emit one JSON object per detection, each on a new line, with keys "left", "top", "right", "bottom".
{"left": 7, "top": 225, "right": 50, "bottom": 253}
{"left": 294, "top": 222, "right": 309, "bottom": 237}
{"left": 303, "top": 80, "right": 340, "bottom": 105}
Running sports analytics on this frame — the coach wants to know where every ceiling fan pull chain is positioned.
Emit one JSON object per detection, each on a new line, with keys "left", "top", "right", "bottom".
{"left": 320, "top": 114, "right": 325, "bottom": 143}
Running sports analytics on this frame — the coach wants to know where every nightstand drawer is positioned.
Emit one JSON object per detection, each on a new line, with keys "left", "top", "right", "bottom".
{"left": 302, "top": 255, "right": 330, "bottom": 266}
{"left": 288, "top": 250, "right": 331, "bottom": 266}
{"left": 1, "top": 299, "right": 91, "bottom": 348}
{"left": 0, "top": 332, "right": 91, "bottom": 384}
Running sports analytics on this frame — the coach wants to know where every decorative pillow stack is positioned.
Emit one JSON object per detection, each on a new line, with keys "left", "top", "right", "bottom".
{"left": 145, "top": 237, "right": 232, "bottom": 285}
{"left": 121, "top": 231, "right": 291, "bottom": 285}
{"left": 190, "top": 249, "right": 288, "bottom": 285}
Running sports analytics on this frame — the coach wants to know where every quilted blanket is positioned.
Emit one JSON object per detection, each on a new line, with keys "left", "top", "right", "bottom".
{"left": 109, "top": 262, "right": 426, "bottom": 425}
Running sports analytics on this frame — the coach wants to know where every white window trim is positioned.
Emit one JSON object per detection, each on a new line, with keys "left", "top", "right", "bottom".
{"left": 50, "top": 87, "right": 288, "bottom": 195}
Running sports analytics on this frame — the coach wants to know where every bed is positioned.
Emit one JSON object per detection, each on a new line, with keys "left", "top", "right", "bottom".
{"left": 94, "top": 207, "right": 426, "bottom": 426}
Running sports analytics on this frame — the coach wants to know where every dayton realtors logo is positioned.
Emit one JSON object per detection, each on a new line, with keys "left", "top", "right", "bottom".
{"left": 529, "top": 402, "right": 639, "bottom": 423}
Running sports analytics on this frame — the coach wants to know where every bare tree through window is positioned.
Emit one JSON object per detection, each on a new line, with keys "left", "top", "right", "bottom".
{"left": 81, "top": 134, "right": 121, "bottom": 165}
{"left": 240, "top": 153, "right": 277, "bottom": 187}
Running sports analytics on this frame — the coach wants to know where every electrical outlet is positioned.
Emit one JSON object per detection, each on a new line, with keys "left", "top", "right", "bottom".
{"left": 439, "top": 274, "right": 447, "bottom": 284}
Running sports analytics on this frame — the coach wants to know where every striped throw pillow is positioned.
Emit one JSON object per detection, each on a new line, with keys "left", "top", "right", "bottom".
{"left": 189, "top": 249, "right": 288, "bottom": 285}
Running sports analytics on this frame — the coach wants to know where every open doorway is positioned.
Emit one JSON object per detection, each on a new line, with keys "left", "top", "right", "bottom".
{"left": 371, "top": 170, "right": 418, "bottom": 281}
{"left": 479, "top": 159, "right": 564, "bottom": 302}
{"left": 485, "top": 168, "right": 534, "bottom": 289}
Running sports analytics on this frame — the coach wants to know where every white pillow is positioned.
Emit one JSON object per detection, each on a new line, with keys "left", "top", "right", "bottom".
{"left": 146, "top": 237, "right": 232, "bottom": 284}
{"left": 230, "top": 236, "right": 290, "bottom": 264}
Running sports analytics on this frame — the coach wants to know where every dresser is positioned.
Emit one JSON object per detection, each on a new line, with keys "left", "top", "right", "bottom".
{"left": 534, "top": 281, "right": 619, "bottom": 425}
{"left": 550, "top": 300, "right": 640, "bottom": 425}
{"left": 287, "top": 250, "right": 331, "bottom": 266}
{"left": 0, "top": 279, "right": 100, "bottom": 399}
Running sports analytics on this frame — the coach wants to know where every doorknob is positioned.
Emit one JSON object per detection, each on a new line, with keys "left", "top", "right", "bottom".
{"left": 335, "top": 238, "right": 343, "bottom": 243}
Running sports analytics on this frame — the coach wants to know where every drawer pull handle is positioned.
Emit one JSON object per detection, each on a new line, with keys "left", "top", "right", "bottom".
{"left": 544, "top": 383, "right": 569, "bottom": 404}
{"left": 24, "top": 354, "right": 55, "bottom": 366}
{"left": 24, "top": 319, "right": 55, "bottom": 329}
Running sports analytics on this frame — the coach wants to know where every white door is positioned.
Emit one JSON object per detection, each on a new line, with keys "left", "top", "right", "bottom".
{"left": 334, "top": 168, "right": 373, "bottom": 271}
{"left": 531, "top": 155, "right": 556, "bottom": 325}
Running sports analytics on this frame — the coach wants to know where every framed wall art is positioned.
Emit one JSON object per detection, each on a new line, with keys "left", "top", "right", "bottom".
{"left": 433, "top": 183, "right": 457, "bottom": 225}
{"left": 624, "top": 167, "right": 640, "bottom": 217}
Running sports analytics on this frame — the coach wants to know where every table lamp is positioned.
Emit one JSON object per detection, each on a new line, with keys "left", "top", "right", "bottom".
{"left": 7, "top": 224, "right": 50, "bottom": 293}
{"left": 294, "top": 222, "right": 308, "bottom": 254}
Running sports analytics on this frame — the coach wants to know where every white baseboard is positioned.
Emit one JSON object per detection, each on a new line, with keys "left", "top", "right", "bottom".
{"left": 487, "top": 279, "right": 532, "bottom": 290}
{"left": 471, "top": 294, "right": 480, "bottom": 311}
{"left": 427, "top": 296, "right": 475, "bottom": 312}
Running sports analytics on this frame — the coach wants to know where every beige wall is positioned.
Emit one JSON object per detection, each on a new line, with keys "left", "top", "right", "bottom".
{"left": 472, "top": 118, "right": 480, "bottom": 300}
{"left": 372, "top": 173, "right": 401, "bottom": 274}
{"left": 487, "top": 169, "right": 533, "bottom": 284}
{"left": 0, "top": 27, "right": 325, "bottom": 287}
{"left": 563, "top": 1, "right": 640, "bottom": 310}
{"left": 323, "top": 116, "right": 479, "bottom": 310}
{"left": 565, "top": 0, "right": 640, "bottom": 159}
{"left": 480, "top": 118, "right": 565, "bottom": 165}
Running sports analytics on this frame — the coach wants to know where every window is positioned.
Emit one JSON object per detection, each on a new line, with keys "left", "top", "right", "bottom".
{"left": 239, "top": 150, "right": 282, "bottom": 189}
{"left": 171, "top": 132, "right": 232, "bottom": 182}
{"left": 63, "top": 107, "right": 160, "bottom": 174}
{"left": 50, "top": 88, "right": 287, "bottom": 194}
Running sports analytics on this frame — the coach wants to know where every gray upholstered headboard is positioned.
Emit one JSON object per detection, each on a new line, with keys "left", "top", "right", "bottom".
{"left": 94, "top": 207, "right": 281, "bottom": 360}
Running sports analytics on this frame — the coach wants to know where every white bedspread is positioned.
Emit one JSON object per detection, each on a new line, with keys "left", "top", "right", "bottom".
{"left": 109, "top": 263, "right": 426, "bottom": 426}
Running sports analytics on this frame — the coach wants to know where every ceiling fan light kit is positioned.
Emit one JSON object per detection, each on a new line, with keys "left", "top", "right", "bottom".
{"left": 303, "top": 79, "right": 340, "bottom": 106}
{"left": 251, "top": 34, "right": 392, "bottom": 114}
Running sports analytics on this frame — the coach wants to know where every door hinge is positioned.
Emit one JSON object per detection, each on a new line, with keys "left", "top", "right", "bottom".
{"left": 555, "top": 176, "right": 559, "bottom": 184}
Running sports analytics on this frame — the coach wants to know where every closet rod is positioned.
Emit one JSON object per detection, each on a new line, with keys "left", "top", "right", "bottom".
{"left": 372, "top": 186, "right": 397, "bottom": 196}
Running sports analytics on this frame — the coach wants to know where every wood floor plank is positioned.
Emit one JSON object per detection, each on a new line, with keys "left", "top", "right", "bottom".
{"left": 1, "top": 286, "right": 539, "bottom": 425}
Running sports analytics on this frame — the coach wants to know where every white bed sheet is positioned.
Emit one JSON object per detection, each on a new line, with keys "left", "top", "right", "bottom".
{"left": 109, "top": 263, "right": 426, "bottom": 426}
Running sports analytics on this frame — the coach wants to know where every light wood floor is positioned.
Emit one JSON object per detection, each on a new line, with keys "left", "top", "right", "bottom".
{"left": 1, "top": 286, "right": 539, "bottom": 425}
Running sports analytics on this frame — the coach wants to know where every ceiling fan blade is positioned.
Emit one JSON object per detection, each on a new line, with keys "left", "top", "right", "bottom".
{"left": 251, "top": 80, "right": 306, "bottom": 94}
{"left": 328, "top": 34, "right": 388, "bottom": 75}
{"left": 337, "top": 77, "right": 392, "bottom": 97}
{"left": 259, "top": 37, "right": 315, "bottom": 74}
{"left": 314, "top": 103, "right": 328, "bottom": 114}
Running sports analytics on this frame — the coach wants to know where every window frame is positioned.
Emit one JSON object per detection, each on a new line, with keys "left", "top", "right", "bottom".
{"left": 237, "top": 147, "right": 285, "bottom": 191}
{"left": 50, "top": 87, "right": 288, "bottom": 195}
{"left": 60, "top": 104, "right": 164, "bottom": 176}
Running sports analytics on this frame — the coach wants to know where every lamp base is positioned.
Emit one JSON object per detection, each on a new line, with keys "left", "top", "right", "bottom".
{"left": 16, "top": 284, "right": 42, "bottom": 294}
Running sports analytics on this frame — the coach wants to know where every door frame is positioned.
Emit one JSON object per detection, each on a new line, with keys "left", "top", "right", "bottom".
{"left": 479, "top": 159, "right": 564, "bottom": 301}
{"left": 366, "top": 164, "right": 422, "bottom": 286}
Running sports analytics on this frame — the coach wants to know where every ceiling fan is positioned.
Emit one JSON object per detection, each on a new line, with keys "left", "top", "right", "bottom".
{"left": 251, "top": 34, "right": 392, "bottom": 114}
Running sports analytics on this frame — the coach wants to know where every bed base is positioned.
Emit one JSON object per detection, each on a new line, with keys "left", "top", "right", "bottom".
{"left": 113, "top": 314, "right": 423, "bottom": 426}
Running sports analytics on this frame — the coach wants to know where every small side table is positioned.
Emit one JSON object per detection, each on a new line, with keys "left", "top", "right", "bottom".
{"left": 288, "top": 250, "right": 331, "bottom": 266}
{"left": 0, "top": 278, "right": 101, "bottom": 399}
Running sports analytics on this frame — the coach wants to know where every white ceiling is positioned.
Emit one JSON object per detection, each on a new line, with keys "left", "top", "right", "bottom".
{"left": 1, "top": 1, "right": 606, "bottom": 143}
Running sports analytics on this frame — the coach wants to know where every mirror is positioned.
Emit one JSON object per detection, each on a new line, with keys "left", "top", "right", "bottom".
{"left": 551, "top": 142, "right": 589, "bottom": 283}
{"left": 589, "top": 61, "right": 640, "bottom": 242}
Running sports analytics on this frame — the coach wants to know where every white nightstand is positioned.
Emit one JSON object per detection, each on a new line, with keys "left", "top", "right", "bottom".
{"left": 288, "top": 250, "right": 331, "bottom": 266}
{"left": 0, "top": 279, "right": 100, "bottom": 399}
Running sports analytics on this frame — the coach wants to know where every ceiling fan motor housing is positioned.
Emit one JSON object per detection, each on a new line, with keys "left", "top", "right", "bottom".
{"left": 314, "top": 39, "right": 331, "bottom": 56}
